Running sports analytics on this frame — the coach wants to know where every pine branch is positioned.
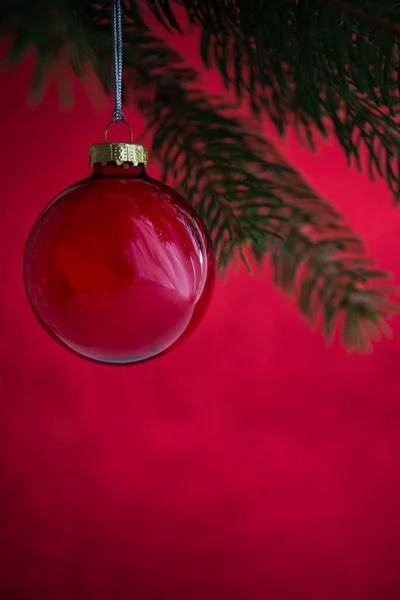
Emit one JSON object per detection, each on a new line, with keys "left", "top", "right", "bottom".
{"left": 0, "top": 0, "right": 398, "bottom": 350}
{"left": 140, "top": 85, "right": 397, "bottom": 351}
{"left": 323, "top": 0, "right": 400, "bottom": 37}
{"left": 147, "top": 0, "right": 400, "bottom": 201}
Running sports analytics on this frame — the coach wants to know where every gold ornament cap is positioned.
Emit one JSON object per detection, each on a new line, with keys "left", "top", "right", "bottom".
{"left": 89, "top": 142, "right": 149, "bottom": 168}
{"left": 89, "top": 119, "right": 149, "bottom": 168}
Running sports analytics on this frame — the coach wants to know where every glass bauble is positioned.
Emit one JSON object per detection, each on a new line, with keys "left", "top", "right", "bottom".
{"left": 24, "top": 157, "right": 214, "bottom": 364}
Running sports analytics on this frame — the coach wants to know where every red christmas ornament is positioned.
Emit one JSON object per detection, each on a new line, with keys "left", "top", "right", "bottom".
{"left": 23, "top": 140, "right": 215, "bottom": 364}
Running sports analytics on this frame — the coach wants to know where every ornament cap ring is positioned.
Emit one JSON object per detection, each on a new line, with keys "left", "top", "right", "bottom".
{"left": 89, "top": 142, "right": 149, "bottom": 168}
{"left": 104, "top": 119, "right": 133, "bottom": 143}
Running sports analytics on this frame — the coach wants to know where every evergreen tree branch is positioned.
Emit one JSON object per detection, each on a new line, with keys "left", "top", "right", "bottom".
{"left": 140, "top": 85, "right": 397, "bottom": 351}
{"left": 146, "top": 0, "right": 400, "bottom": 201}
{"left": 323, "top": 0, "right": 400, "bottom": 37}
{"left": 0, "top": 0, "right": 398, "bottom": 350}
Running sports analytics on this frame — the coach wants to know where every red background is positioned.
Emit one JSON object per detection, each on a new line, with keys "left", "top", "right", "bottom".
{"left": 1, "top": 28, "right": 400, "bottom": 600}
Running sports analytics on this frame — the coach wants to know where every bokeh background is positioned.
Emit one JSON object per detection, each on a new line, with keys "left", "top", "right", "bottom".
{"left": 1, "top": 24, "right": 400, "bottom": 600}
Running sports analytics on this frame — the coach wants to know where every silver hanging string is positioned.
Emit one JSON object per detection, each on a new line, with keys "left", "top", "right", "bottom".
{"left": 112, "top": 0, "right": 125, "bottom": 122}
